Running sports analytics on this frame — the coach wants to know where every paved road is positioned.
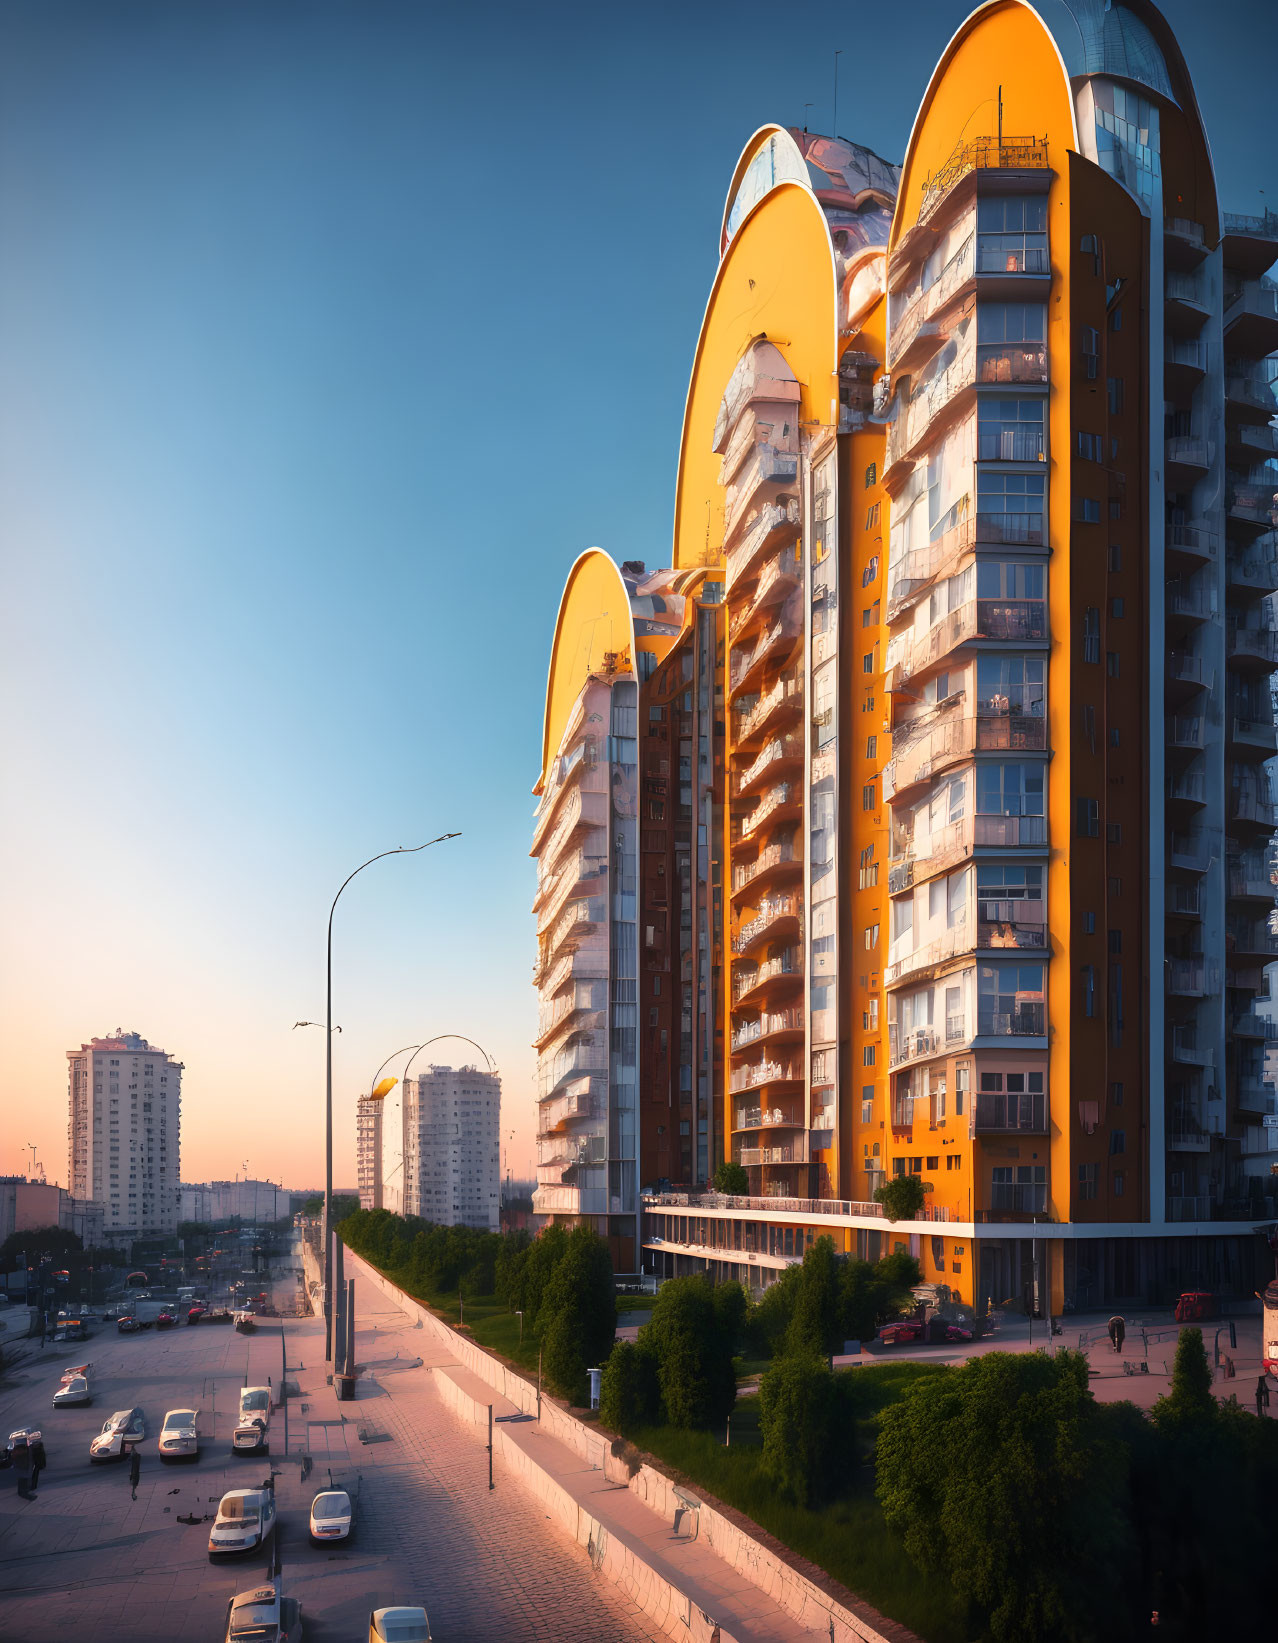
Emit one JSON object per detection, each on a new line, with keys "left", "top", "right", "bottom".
{"left": 0, "top": 1256, "right": 665, "bottom": 1643}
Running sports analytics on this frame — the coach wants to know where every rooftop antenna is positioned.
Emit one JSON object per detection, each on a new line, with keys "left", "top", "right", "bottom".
{"left": 998, "top": 83, "right": 1003, "bottom": 145}
{"left": 803, "top": 101, "right": 814, "bottom": 133}
{"left": 832, "top": 50, "right": 842, "bottom": 141}
{"left": 26, "top": 1141, "right": 37, "bottom": 1179}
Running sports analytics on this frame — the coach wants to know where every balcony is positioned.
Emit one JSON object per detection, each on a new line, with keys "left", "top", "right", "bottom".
{"left": 1223, "top": 279, "right": 1278, "bottom": 356}
{"left": 1165, "top": 521, "right": 1219, "bottom": 567}
{"left": 977, "top": 898, "right": 1047, "bottom": 950}
{"left": 1227, "top": 540, "right": 1278, "bottom": 594}
{"left": 1232, "top": 1011, "right": 1278, "bottom": 1041}
{"left": 1165, "top": 271, "right": 1210, "bottom": 334}
{"left": 1171, "top": 1026, "right": 1214, "bottom": 1068}
{"left": 978, "top": 427, "right": 1046, "bottom": 462}
{"left": 728, "top": 1057, "right": 803, "bottom": 1095}
{"left": 728, "top": 615, "right": 798, "bottom": 702}
{"left": 1165, "top": 336, "right": 1207, "bottom": 394}
{"left": 1167, "top": 769, "right": 1206, "bottom": 807}
{"left": 1229, "top": 423, "right": 1278, "bottom": 466}
{"left": 733, "top": 733, "right": 803, "bottom": 798}
{"left": 733, "top": 671, "right": 802, "bottom": 748}
{"left": 886, "top": 922, "right": 974, "bottom": 987}
{"left": 1227, "top": 855, "right": 1276, "bottom": 901}
{"left": 1166, "top": 1128, "right": 1212, "bottom": 1154}
{"left": 974, "top": 510, "right": 1046, "bottom": 547}
{"left": 1227, "top": 918, "right": 1278, "bottom": 963}
{"left": 886, "top": 341, "right": 1048, "bottom": 476}
{"left": 1167, "top": 958, "right": 1208, "bottom": 996}
{"left": 886, "top": 514, "right": 976, "bottom": 621}
{"left": 1165, "top": 437, "right": 1212, "bottom": 487}
{"left": 1230, "top": 776, "right": 1275, "bottom": 830}
{"left": 1164, "top": 217, "right": 1208, "bottom": 269}
{"left": 731, "top": 841, "right": 800, "bottom": 900}
{"left": 539, "top": 945, "right": 608, "bottom": 1001}
{"left": 885, "top": 710, "right": 1047, "bottom": 805}
{"left": 981, "top": 1184, "right": 1049, "bottom": 1218}
{"left": 1227, "top": 623, "right": 1278, "bottom": 670}
{"left": 1222, "top": 209, "right": 1278, "bottom": 277}
{"left": 546, "top": 896, "right": 606, "bottom": 963}
{"left": 723, "top": 447, "right": 799, "bottom": 545}
{"left": 730, "top": 1005, "right": 804, "bottom": 1054}
{"left": 972, "top": 1090, "right": 1047, "bottom": 1134}
{"left": 534, "top": 846, "right": 607, "bottom": 931}
{"left": 912, "top": 133, "right": 1049, "bottom": 239}
{"left": 736, "top": 782, "right": 800, "bottom": 841}
{"left": 889, "top": 1026, "right": 942, "bottom": 1069}
{"left": 889, "top": 231, "right": 975, "bottom": 371}
{"left": 729, "top": 544, "right": 802, "bottom": 641}
{"left": 732, "top": 947, "right": 802, "bottom": 1005}
{"left": 1167, "top": 714, "right": 1205, "bottom": 753}
{"left": 739, "top": 1138, "right": 810, "bottom": 1168}
{"left": 532, "top": 984, "right": 603, "bottom": 1050}
{"left": 1226, "top": 484, "right": 1278, "bottom": 534}
{"left": 538, "top": 1085, "right": 601, "bottom": 1133}
{"left": 889, "top": 813, "right": 1049, "bottom": 893}
{"left": 1230, "top": 712, "right": 1278, "bottom": 757}
{"left": 886, "top": 598, "right": 1047, "bottom": 689}
{"left": 1166, "top": 882, "right": 1203, "bottom": 920}
{"left": 732, "top": 894, "right": 802, "bottom": 956}
{"left": 531, "top": 781, "right": 610, "bottom": 863}
{"left": 1225, "top": 372, "right": 1278, "bottom": 424}
{"left": 1236, "top": 1075, "right": 1276, "bottom": 1117}
{"left": 1166, "top": 651, "right": 1210, "bottom": 701}
{"left": 977, "top": 1002, "right": 1046, "bottom": 1039}
{"left": 725, "top": 498, "right": 802, "bottom": 593}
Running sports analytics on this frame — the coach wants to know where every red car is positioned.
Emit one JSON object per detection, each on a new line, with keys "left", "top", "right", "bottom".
{"left": 155, "top": 1311, "right": 175, "bottom": 1329}
{"left": 878, "top": 1318, "right": 974, "bottom": 1346}
{"left": 1174, "top": 1290, "right": 1218, "bottom": 1323}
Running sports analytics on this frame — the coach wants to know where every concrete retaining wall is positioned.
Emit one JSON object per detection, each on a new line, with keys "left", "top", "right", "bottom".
{"left": 345, "top": 1246, "right": 901, "bottom": 1643}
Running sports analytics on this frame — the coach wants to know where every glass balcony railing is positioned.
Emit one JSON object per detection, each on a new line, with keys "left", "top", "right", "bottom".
{"left": 917, "top": 134, "right": 1049, "bottom": 225}
{"left": 977, "top": 428, "right": 1045, "bottom": 462}
{"left": 735, "top": 1104, "right": 804, "bottom": 1132}
{"left": 731, "top": 947, "right": 801, "bottom": 1004}
{"left": 732, "top": 895, "right": 801, "bottom": 955}
{"left": 728, "top": 1058, "right": 803, "bottom": 1094}
{"left": 733, "top": 670, "right": 803, "bottom": 745}
{"left": 886, "top": 599, "right": 1047, "bottom": 687}
{"left": 974, "top": 510, "right": 1046, "bottom": 546}
{"left": 724, "top": 450, "right": 799, "bottom": 548}
{"left": 973, "top": 1089, "right": 1047, "bottom": 1133}
{"left": 886, "top": 513, "right": 976, "bottom": 620}
{"left": 725, "top": 498, "right": 801, "bottom": 592}
{"left": 731, "top": 841, "right": 798, "bottom": 896}
{"left": 885, "top": 708, "right": 1046, "bottom": 800}
{"left": 730, "top": 1006, "right": 804, "bottom": 1054}
{"left": 977, "top": 1002, "right": 1046, "bottom": 1037}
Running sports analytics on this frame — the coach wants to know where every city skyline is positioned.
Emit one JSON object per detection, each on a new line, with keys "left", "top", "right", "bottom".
{"left": 2, "top": 0, "right": 1274, "bottom": 1195}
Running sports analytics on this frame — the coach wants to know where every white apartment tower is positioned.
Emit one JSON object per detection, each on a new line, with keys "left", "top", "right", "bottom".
{"left": 68, "top": 1030, "right": 182, "bottom": 1237}
{"left": 404, "top": 1065, "right": 500, "bottom": 1231}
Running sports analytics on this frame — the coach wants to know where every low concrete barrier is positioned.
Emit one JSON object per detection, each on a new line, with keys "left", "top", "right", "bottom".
{"left": 344, "top": 1246, "right": 904, "bottom": 1643}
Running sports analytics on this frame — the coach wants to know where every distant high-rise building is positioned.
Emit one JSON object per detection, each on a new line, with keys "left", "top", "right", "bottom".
{"left": 358, "top": 1063, "right": 500, "bottom": 1231}
{"left": 67, "top": 1030, "right": 182, "bottom": 1237}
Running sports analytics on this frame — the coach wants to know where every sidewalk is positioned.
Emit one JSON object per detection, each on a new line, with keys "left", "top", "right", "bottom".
{"left": 340, "top": 1269, "right": 911, "bottom": 1643}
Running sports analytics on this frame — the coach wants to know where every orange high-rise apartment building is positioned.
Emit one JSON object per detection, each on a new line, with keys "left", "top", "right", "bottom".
{"left": 532, "top": 0, "right": 1278, "bottom": 1312}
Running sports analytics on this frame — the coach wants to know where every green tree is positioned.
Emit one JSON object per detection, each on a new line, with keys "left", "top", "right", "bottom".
{"left": 742, "top": 1263, "right": 801, "bottom": 1358}
{"left": 524, "top": 1222, "right": 570, "bottom": 1328}
{"left": 0, "top": 1226, "right": 82, "bottom": 1264}
{"left": 494, "top": 1229, "right": 531, "bottom": 1305}
{"left": 712, "top": 1160, "right": 749, "bottom": 1194}
{"left": 1152, "top": 1327, "right": 1216, "bottom": 1430}
{"left": 639, "top": 1275, "right": 736, "bottom": 1428}
{"left": 599, "top": 1339, "right": 658, "bottom": 1432}
{"left": 785, "top": 1236, "right": 842, "bottom": 1358}
{"left": 872, "top": 1176, "right": 928, "bottom": 1222}
{"left": 539, "top": 1225, "right": 615, "bottom": 1404}
{"left": 876, "top": 1351, "right": 1137, "bottom": 1643}
{"left": 759, "top": 1353, "right": 839, "bottom": 1506}
{"left": 711, "top": 1278, "right": 747, "bottom": 1357}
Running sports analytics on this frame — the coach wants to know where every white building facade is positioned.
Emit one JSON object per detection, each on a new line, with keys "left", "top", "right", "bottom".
{"left": 359, "top": 1064, "right": 500, "bottom": 1231}
{"left": 67, "top": 1030, "right": 181, "bottom": 1238}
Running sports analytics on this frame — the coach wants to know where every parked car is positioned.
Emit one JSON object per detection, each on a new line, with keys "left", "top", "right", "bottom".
{"left": 53, "top": 1373, "right": 93, "bottom": 1407}
{"left": 238, "top": 1387, "right": 272, "bottom": 1428}
{"left": 52, "top": 1318, "right": 90, "bottom": 1342}
{"left": 1175, "top": 1290, "right": 1219, "bottom": 1323}
{"left": 208, "top": 1487, "right": 277, "bottom": 1558}
{"left": 155, "top": 1310, "right": 176, "bottom": 1329}
{"left": 309, "top": 1488, "right": 353, "bottom": 1543}
{"left": 877, "top": 1319, "right": 926, "bottom": 1346}
{"left": 158, "top": 1408, "right": 201, "bottom": 1462}
{"left": 234, "top": 1310, "right": 256, "bottom": 1334}
{"left": 233, "top": 1416, "right": 268, "bottom": 1456}
{"left": 369, "top": 1607, "right": 431, "bottom": 1642}
{"left": 90, "top": 1408, "right": 146, "bottom": 1462}
{"left": 223, "top": 1583, "right": 302, "bottom": 1643}
{"left": 59, "top": 1363, "right": 93, "bottom": 1384}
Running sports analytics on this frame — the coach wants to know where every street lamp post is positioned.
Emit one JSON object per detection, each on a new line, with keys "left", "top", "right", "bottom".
{"left": 317, "top": 835, "right": 460, "bottom": 1363}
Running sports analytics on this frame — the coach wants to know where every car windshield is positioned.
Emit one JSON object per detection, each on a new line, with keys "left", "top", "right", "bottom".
{"left": 312, "top": 1493, "right": 350, "bottom": 1519}
{"left": 166, "top": 1413, "right": 195, "bottom": 1428}
{"left": 242, "top": 1392, "right": 269, "bottom": 1412}
{"left": 384, "top": 1626, "right": 429, "bottom": 1642}
{"left": 218, "top": 1510, "right": 260, "bottom": 1526}
{"left": 218, "top": 1497, "right": 260, "bottom": 1520}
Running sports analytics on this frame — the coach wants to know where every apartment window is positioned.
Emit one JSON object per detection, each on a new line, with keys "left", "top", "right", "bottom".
{"left": 1109, "top": 544, "right": 1122, "bottom": 572}
{"left": 978, "top": 397, "right": 1045, "bottom": 461}
{"left": 1109, "top": 875, "right": 1123, "bottom": 895}
{"left": 1107, "top": 376, "right": 1124, "bottom": 413}
{"left": 1107, "top": 651, "right": 1121, "bottom": 677}
{"left": 976, "top": 471, "right": 1046, "bottom": 543}
{"left": 1110, "top": 308, "right": 1122, "bottom": 331}
{"left": 648, "top": 800, "right": 665, "bottom": 821}
{"left": 1108, "top": 929, "right": 1123, "bottom": 954}
{"left": 866, "top": 735, "right": 877, "bottom": 759}
{"left": 1076, "top": 431, "right": 1103, "bottom": 462}
{"left": 866, "top": 502, "right": 881, "bottom": 529}
{"left": 1111, "top": 597, "right": 1125, "bottom": 618}
{"left": 1078, "top": 1162, "right": 1098, "bottom": 1200}
{"left": 1110, "top": 1080, "right": 1124, "bottom": 1107}
{"left": 862, "top": 651, "right": 875, "bottom": 674}
{"left": 1082, "top": 964, "right": 1097, "bottom": 1017}
{"left": 864, "top": 923, "right": 879, "bottom": 949}
{"left": 863, "top": 1046, "right": 876, "bottom": 1066}
{"left": 1077, "top": 497, "right": 1102, "bottom": 524}
{"left": 864, "top": 462, "right": 877, "bottom": 488}
{"left": 862, "top": 600, "right": 880, "bottom": 627}
{"left": 863, "top": 555, "right": 879, "bottom": 586}
{"left": 1110, "top": 1128, "right": 1126, "bottom": 1156}
{"left": 978, "top": 196, "right": 1048, "bottom": 272}
{"left": 1078, "top": 798, "right": 1099, "bottom": 837}
{"left": 862, "top": 782, "right": 876, "bottom": 811}
{"left": 1083, "top": 607, "right": 1100, "bottom": 663}
{"left": 1081, "top": 326, "right": 1100, "bottom": 378}
{"left": 862, "top": 1097, "right": 874, "bottom": 1124}
{"left": 1109, "top": 499, "right": 1123, "bottom": 520}
{"left": 1106, "top": 822, "right": 1122, "bottom": 844}
{"left": 1079, "top": 231, "right": 1100, "bottom": 266}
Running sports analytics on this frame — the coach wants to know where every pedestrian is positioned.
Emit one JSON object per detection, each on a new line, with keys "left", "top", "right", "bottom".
{"left": 1108, "top": 1314, "right": 1126, "bottom": 1353}
{"left": 13, "top": 1440, "right": 31, "bottom": 1501}
{"left": 28, "top": 1435, "right": 46, "bottom": 1495}
{"left": 129, "top": 1446, "right": 141, "bottom": 1500}
{"left": 1257, "top": 1375, "right": 1271, "bottom": 1418}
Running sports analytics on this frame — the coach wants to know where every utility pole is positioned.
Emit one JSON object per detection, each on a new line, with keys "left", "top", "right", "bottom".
{"left": 487, "top": 1404, "right": 494, "bottom": 1490}
{"left": 832, "top": 50, "right": 842, "bottom": 141}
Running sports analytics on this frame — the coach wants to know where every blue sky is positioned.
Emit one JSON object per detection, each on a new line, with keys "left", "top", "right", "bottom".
{"left": 1, "top": 0, "right": 1273, "bottom": 1192}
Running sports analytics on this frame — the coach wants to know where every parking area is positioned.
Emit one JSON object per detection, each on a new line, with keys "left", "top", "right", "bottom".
{"left": 0, "top": 1251, "right": 666, "bottom": 1643}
